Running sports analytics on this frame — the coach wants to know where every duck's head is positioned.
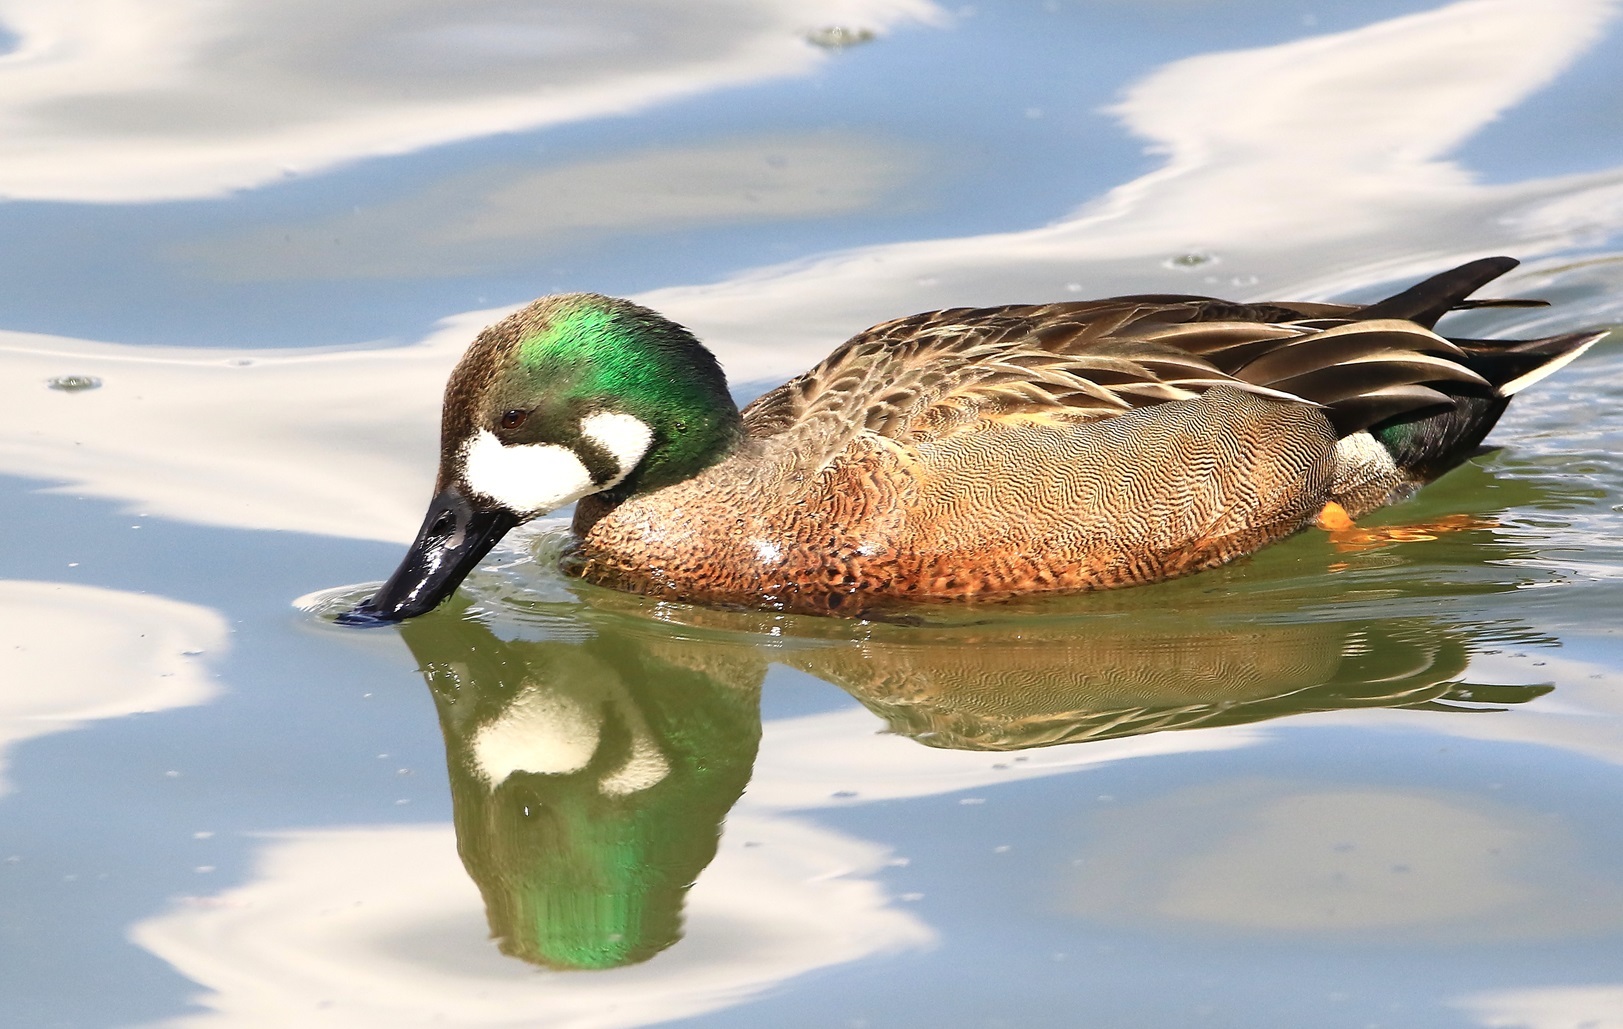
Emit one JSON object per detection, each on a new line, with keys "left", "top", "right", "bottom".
{"left": 344, "top": 294, "right": 740, "bottom": 625}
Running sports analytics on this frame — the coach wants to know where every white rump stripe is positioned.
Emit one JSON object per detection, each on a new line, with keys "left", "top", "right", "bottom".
{"left": 461, "top": 412, "right": 653, "bottom": 515}
{"left": 1497, "top": 333, "right": 1605, "bottom": 396}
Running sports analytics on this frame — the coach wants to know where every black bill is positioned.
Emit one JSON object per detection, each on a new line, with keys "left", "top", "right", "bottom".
{"left": 339, "top": 485, "right": 519, "bottom": 626}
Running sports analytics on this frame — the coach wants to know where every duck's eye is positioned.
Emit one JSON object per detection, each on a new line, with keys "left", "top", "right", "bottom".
{"left": 499, "top": 409, "right": 528, "bottom": 431}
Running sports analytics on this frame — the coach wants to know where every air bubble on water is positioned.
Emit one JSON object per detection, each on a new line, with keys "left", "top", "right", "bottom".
{"left": 1164, "top": 251, "right": 1217, "bottom": 270}
{"left": 806, "top": 26, "right": 874, "bottom": 49}
{"left": 47, "top": 375, "right": 101, "bottom": 392}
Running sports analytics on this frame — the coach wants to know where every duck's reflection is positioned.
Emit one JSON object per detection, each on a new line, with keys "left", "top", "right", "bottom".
{"left": 398, "top": 606, "right": 763, "bottom": 970}
{"left": 783, "top": 619, "right": 1548, "bottom": 751}
{"left": 398, "top": 591, "right": 1550, "bottom": 969}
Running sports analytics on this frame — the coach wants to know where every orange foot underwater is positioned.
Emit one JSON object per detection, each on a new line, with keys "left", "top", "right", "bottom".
{"left": 1317, "top": 501, "right": 1498, "bottom": 557}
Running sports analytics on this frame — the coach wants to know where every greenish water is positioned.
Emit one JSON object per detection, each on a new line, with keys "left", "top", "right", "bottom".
{"left": 3, "top": 1, "right": 1623, "bottom": 1026}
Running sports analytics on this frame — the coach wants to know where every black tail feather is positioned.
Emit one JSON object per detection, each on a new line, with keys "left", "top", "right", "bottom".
{"left": 1372, "top": 329, "right": 1606, "bottom": 479}
{"left": 1452, "top": 330, "right": 1608, "bottom": 394}
{"left": 1357, "top": 256, "right": 1522, "bottom": 328}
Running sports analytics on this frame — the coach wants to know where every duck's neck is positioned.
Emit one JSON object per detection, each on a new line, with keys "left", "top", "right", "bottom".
{"left": 570, "top": 493, "right": 619, "bottom": 536}
{"left": 571, "top": 398, "right": 744, "bottom": 536}
{"left": 621, "top": 389, "right": 744, "bottom": 496}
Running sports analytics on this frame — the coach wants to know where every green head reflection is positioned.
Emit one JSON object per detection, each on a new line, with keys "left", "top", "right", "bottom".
{"left": 398, "top": 602, "right": 763, "bottom": 970}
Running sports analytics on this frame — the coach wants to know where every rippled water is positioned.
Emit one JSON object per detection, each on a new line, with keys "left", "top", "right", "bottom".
{"left": 3, "top": 1, "right": 1623, "bottom": 1026}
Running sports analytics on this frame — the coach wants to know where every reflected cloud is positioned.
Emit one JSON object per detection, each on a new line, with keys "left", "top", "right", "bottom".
{"left": 1457, "top": 985, "right": 1623, "bottom": 1028}
{"left": 644, "top": 0, "right": 1623, "bottom": 373}
{"left": 0, "top": 580, "right": 226, "bottom": 795}
{"left": 0, "top": 0, "right": 941, "bottom": 201}
{"left": 1335, "top": 646, "right": 1623, "bottom": 769}
{"left": 178, "top": 134, "right": 922, "bottom": 281}
{"left": 132, "top": 819, "right": 931, "bottom": 1028}
{"left": 0, "top": 321, "right": 468, "bottom": 541}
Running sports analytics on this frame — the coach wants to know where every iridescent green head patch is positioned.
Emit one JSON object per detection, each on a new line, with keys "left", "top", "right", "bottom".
{"left": 517, "top": 301, "right": 622, "bottom": 373}
{"left": 510, "top": 296, "right": 685, "bottom": 408}
{"left": 458, "top": 292, "right": 743, "bottom": 495}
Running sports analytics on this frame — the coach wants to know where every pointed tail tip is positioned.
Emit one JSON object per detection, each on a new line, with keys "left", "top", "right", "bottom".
{"left": 1472, "top": 255, "right": 1520, "bottom": 275}
{"left": 1359, "top": 256, "right": 1524, "bottom": 327}
{"left": 1497, "top": 329, "right": 1610, "bottom": 396}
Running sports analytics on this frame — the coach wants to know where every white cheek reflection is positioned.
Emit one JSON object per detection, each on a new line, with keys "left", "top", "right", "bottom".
{"left": 470, "top": 685, "right": 600, "bottom": 788}
{"left": 462, "top": 429, "right": 594, "bottom": 514}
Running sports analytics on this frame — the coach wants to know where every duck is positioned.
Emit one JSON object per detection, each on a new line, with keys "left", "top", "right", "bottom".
{"left": 342, "top": 256, "right": 1605, "bottom": 624}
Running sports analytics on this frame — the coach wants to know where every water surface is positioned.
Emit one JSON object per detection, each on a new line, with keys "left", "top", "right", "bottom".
{"left": 2, "top": 1, "right": 1623, "bottom": 1026}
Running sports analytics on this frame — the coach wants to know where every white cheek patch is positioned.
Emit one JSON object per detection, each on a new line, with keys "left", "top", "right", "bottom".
{"left": 460, "top": 413, "right": 653, "bottom": 515}
{"left": 581, "top": 411, "right": 653, "bottom": 487}
{"left": 463, "top": 429, "right": 595, "bottom": 515}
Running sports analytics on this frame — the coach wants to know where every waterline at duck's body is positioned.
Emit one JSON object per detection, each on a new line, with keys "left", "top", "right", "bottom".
{"left": 344, "top": 257, "right": 1604, "bottom": 625}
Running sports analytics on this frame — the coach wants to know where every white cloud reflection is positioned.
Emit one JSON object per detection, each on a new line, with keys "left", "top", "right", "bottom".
{"left": 130, "top": 705, "right": 1251, "bottom": 1026}
{"left": 745, "top": 706, "right": 1255, "bottom": 809}
{"left": 125, "top": 658, "right": 1623, "bottom": 1024}
{"left": 646, "top": 0, "right": 1623, "bottom": 368}
{"left": 1457, "top": 985, "right": 1623, "bottom": 1028}
{"left": 0, "top": 0, "right": 941, "bottom": 201}
{"left": 0, "top": 322, "right": 465, "bottom": 542}
{"left": 134, "top": 817, "right": 931, "bottom": 1028}
{"left": 1334, "top": 647, "right": 1623, "bottom": 769}
{"left": 0, "top": 580, "right": 226, "bottom": 795}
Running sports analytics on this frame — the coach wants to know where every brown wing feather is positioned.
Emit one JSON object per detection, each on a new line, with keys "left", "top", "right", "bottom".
{"left": 740, "top": 301, "right": 1307, "bottom": 456}
{"left": 738, "top": 289, "right": 1515, "bottom": 457}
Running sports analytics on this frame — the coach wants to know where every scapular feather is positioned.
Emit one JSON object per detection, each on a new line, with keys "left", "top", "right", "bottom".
{"left": 739, "top": 257, "right": 1600, "bottom": 471}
